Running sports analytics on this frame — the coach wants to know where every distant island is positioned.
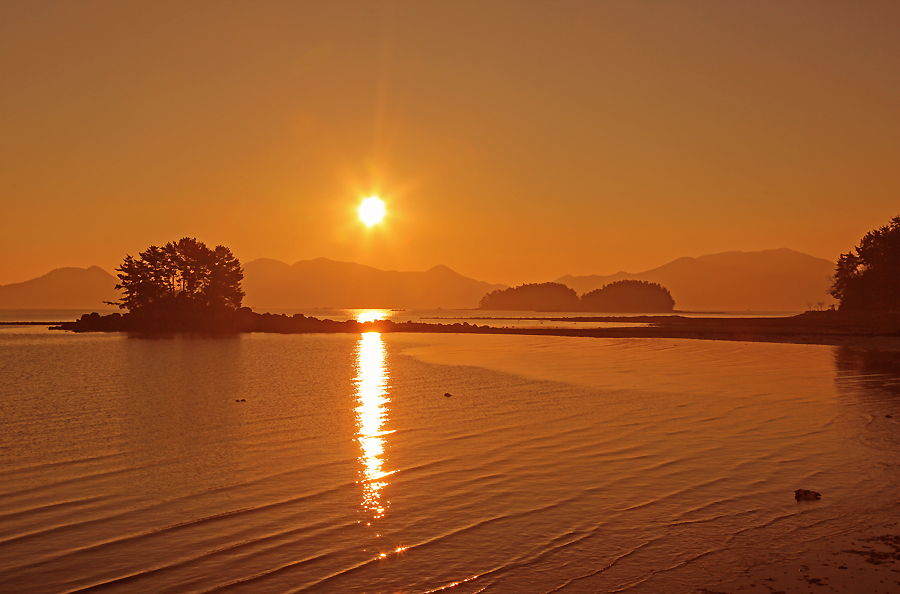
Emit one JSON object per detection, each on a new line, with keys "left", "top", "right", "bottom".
{"left": 478, "top": 282, "right": 580, "bottom": 311}
{"left": 478, "top": 280, "right": 675, "bottom": 312}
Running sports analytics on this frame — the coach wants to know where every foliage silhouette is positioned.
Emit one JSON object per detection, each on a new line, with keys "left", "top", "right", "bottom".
{"left": 107, "top": 238, "right": 244, "bottom": 328}
{"left": 479, "top": 282, "right": 580, "bottom": 311}
{"left": 580, "top": 280, "right": 675, "bottom": 313}
{"left": 478, "top": 279, "right": 676, "bottom": 312}
{"left": 830, "top": 215, "right": 900, "bottom": 312}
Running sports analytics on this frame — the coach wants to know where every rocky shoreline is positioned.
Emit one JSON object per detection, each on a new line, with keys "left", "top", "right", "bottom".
{"left": 38, "top": 309, "right": 900, "bottom": 349}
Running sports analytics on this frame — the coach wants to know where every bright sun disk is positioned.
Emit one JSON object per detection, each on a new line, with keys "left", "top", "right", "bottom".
{"left": 359, "top": 197, "right": 386, "bottom": 227}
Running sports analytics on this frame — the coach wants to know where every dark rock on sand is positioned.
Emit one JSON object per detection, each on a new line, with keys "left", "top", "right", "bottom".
{"left": 795, "top": 488, "right": 822, "bottom": 501}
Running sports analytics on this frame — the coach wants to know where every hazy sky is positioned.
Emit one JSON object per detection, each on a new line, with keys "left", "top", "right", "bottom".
{"left": 2, "top": 1, "right": 898, "bottom": 286}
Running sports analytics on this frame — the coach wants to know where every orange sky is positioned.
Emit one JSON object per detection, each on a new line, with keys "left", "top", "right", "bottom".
{"left": 1, "top": 2, "right": 898, "bottom": 286}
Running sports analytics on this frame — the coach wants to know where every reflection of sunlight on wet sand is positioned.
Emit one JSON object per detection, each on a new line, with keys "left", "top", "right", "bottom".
{"left": 354, "top": 332, "right": 394, "bottom": 519}
{"left": 357, "top": 310, "right": 389, "bottom": 323}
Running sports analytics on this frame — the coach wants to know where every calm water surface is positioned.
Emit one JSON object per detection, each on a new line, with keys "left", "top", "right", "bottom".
{"left": 1, "top": 327, "right": 898, "bottom": 593}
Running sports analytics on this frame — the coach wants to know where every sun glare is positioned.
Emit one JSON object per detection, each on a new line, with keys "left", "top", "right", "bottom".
{"left": 357, "top": 310, "right": 388, "bottom": 324}
{"left": 358, "top": 196, "right": 386, "bottom": 227}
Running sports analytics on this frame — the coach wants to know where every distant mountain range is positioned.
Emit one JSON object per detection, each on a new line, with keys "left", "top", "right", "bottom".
{"left": 0, "top": 259, "right": 507, "bottom": 311}
{"left": 557, "top": 248, "right": 836, "bottom": 311}
{"left": 0, "top": 266, "right": 120, "bottom": 309}
{"left": 0, "top": 249, "right": 836, "bottom": 312}
{"left": 241, "top": 257, "right": 507, "bottom": 309}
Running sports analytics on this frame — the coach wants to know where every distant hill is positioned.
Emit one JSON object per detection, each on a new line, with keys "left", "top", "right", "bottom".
{"left": 557, "top": 249, "right": 836, "bottom": 311}
{"left": 3, "top": 249, "right": 836, "bottom": 312}
{"left": 1, "top": 259, "right": 504, "bottom": 311}
{"left": 0, "top": 266, "right": 119, "bottom": 309}
{"left": 243, "top": 257, "right": 508, "bottom": 309}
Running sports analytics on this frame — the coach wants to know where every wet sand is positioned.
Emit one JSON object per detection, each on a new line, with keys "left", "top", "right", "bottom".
{"left": 700, "top": 522, "right": 900, "bottom": 593}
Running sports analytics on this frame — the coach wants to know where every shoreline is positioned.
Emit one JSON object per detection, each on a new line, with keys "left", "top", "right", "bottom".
{"left": 19, "top": 310, "right": 900, "bottom": 350}
{"left": 0, "top": 320, "right": 69, "bottom": 326}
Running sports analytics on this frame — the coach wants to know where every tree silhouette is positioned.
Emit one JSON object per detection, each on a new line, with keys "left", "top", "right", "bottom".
{"left": 830, "top": 216, "right": 900, "bottom": 312}
{"left": 109, "top": 238, "right": 244, "bottom": 313}
{"left": 580, "top": 280, "right": 675, "bottom": 312}
{"left": 479, "top": 282, "right": 579, "bottom": 311}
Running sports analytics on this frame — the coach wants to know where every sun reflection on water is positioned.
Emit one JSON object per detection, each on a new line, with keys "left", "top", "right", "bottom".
{"left": 357, "top": 310, "right": 389, "bottom": 323}
{"left": 354, "top": 332, "right": 394, "bottom": 519}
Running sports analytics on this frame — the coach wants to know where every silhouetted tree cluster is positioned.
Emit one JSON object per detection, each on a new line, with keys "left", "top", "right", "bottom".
{"left": 478, "top": 279, "right": 675, "bottom": 312}
{"left": 109, "top": 237, "right": 244, "bottom": 316}
{"left": 581, "top": 280, "right": 675, "bottom": 312}
{"left": 830, "top": 215, "right": 900, "bottom": 312}
{"left": 479, "top": 282, "right": 579, "bottom": 311}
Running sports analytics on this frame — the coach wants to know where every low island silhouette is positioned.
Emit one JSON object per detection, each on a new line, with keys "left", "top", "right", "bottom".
{"left": 478, "top": 280, "right": 675, "bottom": 312}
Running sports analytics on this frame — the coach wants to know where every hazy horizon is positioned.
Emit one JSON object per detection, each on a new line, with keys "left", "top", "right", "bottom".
{"left": 0, "top": 245, "right": 836, "bottom": 287}
{"left": 0, "top": 246, "right": 837, "bottom": 312}
{"left": 2, "top": 2, "right": 898, "bottom": 287}
{"left": 0, "top": 242, "right": 841, "bottom": 288}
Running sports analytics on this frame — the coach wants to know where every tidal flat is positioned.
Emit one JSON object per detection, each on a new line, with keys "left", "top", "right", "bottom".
{"left": 1, "top": 327, "right": 899, "bottom": 593}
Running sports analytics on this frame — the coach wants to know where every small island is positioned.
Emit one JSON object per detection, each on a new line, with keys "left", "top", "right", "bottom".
{"left": 478, "top": 279, "right": 676, "bottom": 312}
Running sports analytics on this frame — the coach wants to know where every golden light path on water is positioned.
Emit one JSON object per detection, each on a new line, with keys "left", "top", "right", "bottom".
{"left": 354, "top": 331, "right": 394, "bottom": 520}
{"left": 356, "top": 310, "right": 388, "bottom": 324}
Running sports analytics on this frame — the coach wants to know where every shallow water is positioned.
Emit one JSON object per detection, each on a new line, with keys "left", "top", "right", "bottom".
{"left": 1, "top": 328, "right": 898, "bottom": 593}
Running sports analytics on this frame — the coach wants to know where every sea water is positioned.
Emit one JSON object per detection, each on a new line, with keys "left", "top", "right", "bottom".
{"left": 1, "top": 326, "right": 898, "bottom": 593}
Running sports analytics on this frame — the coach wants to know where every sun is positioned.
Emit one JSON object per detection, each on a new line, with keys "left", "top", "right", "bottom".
{"left": 358, "top": 196, "right": 386, "bottom": 227}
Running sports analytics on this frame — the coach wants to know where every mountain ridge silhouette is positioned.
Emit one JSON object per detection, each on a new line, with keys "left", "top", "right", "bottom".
{"left": 0, "top": 266, "right": 119, "bottom": 309}
{"left": 557, "top": 248, "right": 836, "bottom": 311}
{"left": 0, "top": 249, "right": 836, "bottom": 311}
{"left": 241, "top": 257, "right": 507, "bottom": 309}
